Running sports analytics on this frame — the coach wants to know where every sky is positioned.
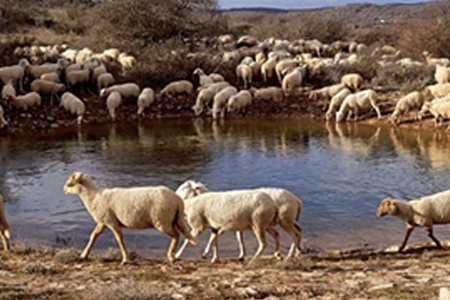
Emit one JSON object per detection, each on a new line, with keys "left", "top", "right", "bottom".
{"left": 218, "top": 0, "right": 435, "bottom": 10}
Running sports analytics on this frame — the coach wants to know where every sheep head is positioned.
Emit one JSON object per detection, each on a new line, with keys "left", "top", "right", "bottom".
{"left": 377, "top": 198, "right": 398, "bottom": 217}
{"left": 176, "top": 180, "right": 209, "bottom": 200}
{"left": 64, "top": 172, "right": 95, "bottom": 195}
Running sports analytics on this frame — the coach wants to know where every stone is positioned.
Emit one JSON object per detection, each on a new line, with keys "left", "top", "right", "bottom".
{"left": 368, "top": 283, "right": 394, "bottom": 292}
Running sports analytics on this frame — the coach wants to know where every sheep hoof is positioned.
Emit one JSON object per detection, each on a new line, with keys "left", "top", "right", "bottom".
{"left": 201, "top": 253, "right": 209, "bottom": 260}
{"left": 274, "top": 252, "right": 283, "bottom": 261}
{"left": 121, "top": 260, "right": 131, "bottom": 265}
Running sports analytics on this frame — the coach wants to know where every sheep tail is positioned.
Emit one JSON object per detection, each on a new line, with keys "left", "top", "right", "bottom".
{"left": 296, "top": 203, "right": 302, "bottom": 222}
{"left": 270, "top": 211, "right": 278, "bottom": 227}
{"left": 174, "top": 204, "right": 196, "bottom": 245}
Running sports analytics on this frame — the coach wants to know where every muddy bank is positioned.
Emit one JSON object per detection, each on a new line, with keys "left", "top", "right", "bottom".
{"left": 1, "top": 89, "right": 443, "bottom": 136}
{"left": 0, "top": 242, "right": 449, "bottom": 300}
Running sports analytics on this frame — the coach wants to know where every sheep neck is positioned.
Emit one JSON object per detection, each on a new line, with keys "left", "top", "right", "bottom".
{"left": 394, "top": 200, "right": 415, "bottom": 224}
{"left": 78, "top": 180, "right": 102, "bottom": 207}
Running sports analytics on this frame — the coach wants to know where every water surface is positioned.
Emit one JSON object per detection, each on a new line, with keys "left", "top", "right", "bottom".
{"left": 2, "top": 118, "right": 450, "bottom": 258}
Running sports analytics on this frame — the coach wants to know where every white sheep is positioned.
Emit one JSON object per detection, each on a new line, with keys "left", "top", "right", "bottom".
{"left": 212, "top": 86, "right": 238, "bottom": 119}
{"left": 10, "top": 92, "right": 42, "bottom": 110}
{"left": 275, "top": 58, "right": 300, "bottom": 84}
{"left": 282, "top": 67, "right": 304, "bottom": 96}
{"left": 236, "top": 64, "right": 252, "bottom": 89}
{"left": 423, "top": 83, "right": 450, "bottom": 99}
{"left": 435, "top": 66, "right": 450, "bottom": 84}
{"left": 423, "top": 51, "right": 450, "bottom": 67}
{"left": 176, "top": 182, "right": 303, "bottom": 260}
{"left": 227, "top": 90, "right": 252, "bottom": 114}
{"left": 102, "top": 48, "right": 120, "bottom": 60}
{"left": 0, "top": 192, "right": 11, "bottom": 250}
{"left": 63, "top": 172, "right": 196, "bottom": 263}
{"left": 390, "top": 91, "right": 425, "bottom": 124}
{"left": 250, "top": 87, "right": 283, "bottom": 102}
{"left": 0, "top": 58, "right": 29, "bottom": 91}
{"left": 60, "top": 92, "right": 86, "bottom": 125}
{"left": 193, "top": 68, "right": 214, "bottom": 86}
{"left": 97, "top": 73, "right": 115, "bottom": 92}
{"left": 209, "top": 73, "right": 225, "bottom": 83}
{"left": 106, "top": 91, "right": 122, "bottom": 121}
{"left": 341, "top": 73, "right": 363, "bottom": 92}
{"left": 92, "top": 64, "right": 107, "bottom": 83}
{"left": 325, "top": 88, "right": 352, "bottom": 121}
{"left": 261, "top": 56, "right": 278, "bottom": 82}
{"left": 30, "top": 80, "right": 66, "bottom": 105}
{"left": 40, "top": 71, "right": 61, "bottom": 83}
{"left": 100, "top": 83, "right": 140, "bottom": 99}
{"left": 309, "top": 83, "right": 345, "bottom": 101}
{"left": 192, "top": 82, "right": 230, "bottom": 116}
{"left": 377, "top": 191, "right": 450, "bottom": 252}
{"left": 118, "top": 53, "right": 136, "bottom": 72}
{"left": 174, "top": 189, "right": 278, "bottom": 263}
{"left": 28, "top": 62, "right": 62, "bottom": 80}
{"left": 1, "top": 79, "right": 16, "bottom": 102}
{"left": 0, "top": 104, "right": 8, "bottom": 129}
{"left": 336, "top": 89, "right": 381, "bottom": 122}
{"left": 66, "top": 69, "right": 90, "bottom": 91}
{"left": 159, "top": 80, "right": 194, "bottom": 98}
{"left": 418, "top": 96, "right": 450, "bottom": 121}
{"left": 137, "top": 87, "right": 155, "bottom": 115}
{"left": 428, "top": 100, "right": 450, "bottom": 129}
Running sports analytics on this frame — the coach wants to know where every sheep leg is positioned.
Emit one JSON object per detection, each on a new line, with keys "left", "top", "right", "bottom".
{"left": 353, "top": 107, "right": 359, "bottom": 121}
{"left": 108, "top": 225, "right": 129, "bottom": 264}
{"left": 293, "top": 223, "right": 303, "bottom": 257}
{"left": 427, "top": 228, "right": 443, "bottom": 249}
{"left": 81, "top": 223, "right": 106, "bottom": 259}
{"left": 346, "top": 110, "right": 352, "bottom": 121}
{"left": 250, "top": 227, "right": 267, "bottom": 262}
{"left": 210, "top": 232, "right": 220, "bottom": 263}
{"left": 167, "top": 230, "right": 180, "bottom": 263}
{"left": 373, "top": 104, "right": 382, "bottom": 119}
{"left": 175, "top": 228, "right": 201, "bottom": 259}
{"left": 202, "top": 232, "right": 216, "bottom": 259}
{"left": 280, "top": 221, "right": 302, "bottom": 259}
{"left": 398, "top": 225, "right": 414, "bottom": 252}
{"left": 266, "top": 227, "right": 281, "bottom": 260}
{"left": 236, "top": 231, "right": 246, "bottom": 261}
{"left": 0, "top": 230, "right": 9, "bottom": 251}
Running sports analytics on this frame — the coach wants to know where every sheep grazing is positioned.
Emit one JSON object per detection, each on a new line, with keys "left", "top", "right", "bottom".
{"left": 10, "top": 92, "right": 42, "bottom": 110}
{"left": 0, "top": 192, "right": 11, "bottom": 250}
{"left": 97, "top": 73, "right": 115, "bottom": 92}
{"left": 92, "top": 64, "right": 107, "bottom": 83}
{"left": 236, "top": 64, "right": 253, "bottom": 89}
{"left": 250, "top": 87, "right": 283, "bottom": 102}
{"left": 118, "top": 53, "right": 136, "bottom": 72}
{"left": 377, "top": 190, "right": 450, "bottom": 252}
{"left": 0, "top": 105, "right": 8, "bottom": 129}
{"left": 106, "top": 91, "right": 122, "bottom": 121}
{"left": 341, "top": 73, "right": 363, "bottom": 92}
{"left": 100, "top": 83, "right": 140, "bottom": 99}
{"left": 192, "top": 82, "right": 230, "bottom": 116}
{"left": 227, "top": 90, "right": 252, "bottom": 114}
{"left": 28, "top": 62, "right": 62, "bottom": 80}
{"left": 275, "top": 58, "right": 300, "bottom": 84}
{"left": 60, "top": 92, "right": 86, "bottom": 125}
{"left": 428, "top": 100, "right": 450, "bottom": 129}
{"left": 102, "top": 48, "right": 120, "bottom": 60}
{"left": 30, "top": 80, "right": 66, "bottom": 105}
{"left": 309, "top": 83, "right": 345, "bottom": 101}
{"left": 66, "top": 69, "right": 90, "bottom": 91}
{"left": 418, "top": 96, "right": 450, "bottom": 121}
{"left": 390, "top": 91, "right": 425, "bottom": 124}
{"left": 209, "top": 73, "right": 225, "bottom": 83}
{"left": 0, "top": 58, "right": 29, "bottom": 91}
{"left": 336, "top": 89, "right": 381, "bottom": 122}
{"left": 261, "top": 56, "right": 278, "bottom": 82}
{"left": 212, "top": 86, "right": 238, "bottom": 119}
{"left": 282, "top": 67, "right": 304, "bottom": 96}
{"left": 325, "top": 88, "right": 352, "bottom": 121}
{"left": 159, "top": 80, "right": 194, "bottom": 98}
{"left": 1, "top": 79, "right": 16, "bottom": 102}
{"left": 40, "top": 71, "right": 61, "bottom": 83}
{"left": 137, "top": 87, "right": 155, "bottom": 115}
{"left": 63, "top": 172, "right": 196, "bottom": 263}
{"left": 174, "top": 189, "right": 278, "bottom": 263}
{"left": 435, "top": 66, "right": 450, "bottom": 84}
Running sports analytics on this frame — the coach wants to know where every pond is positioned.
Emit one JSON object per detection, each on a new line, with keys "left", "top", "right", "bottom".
{"left": 1, "top": 118, "right": 450, "bottom": 259}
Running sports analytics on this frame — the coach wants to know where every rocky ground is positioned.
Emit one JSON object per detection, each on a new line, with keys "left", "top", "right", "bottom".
{"left": 1, "top": 242, "right": 450, "bottom": 300}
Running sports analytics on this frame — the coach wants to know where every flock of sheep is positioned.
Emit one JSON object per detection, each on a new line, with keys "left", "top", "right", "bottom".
{"left": 1, "top": 34, "right": 450, "bottom": 129}
{"left": 0, "top": 172, "right": 449, "bottom": 264}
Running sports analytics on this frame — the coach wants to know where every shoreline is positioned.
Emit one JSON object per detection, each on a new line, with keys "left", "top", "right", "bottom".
{"left": 0, "top": 241, "right": 448, "bottom": 299}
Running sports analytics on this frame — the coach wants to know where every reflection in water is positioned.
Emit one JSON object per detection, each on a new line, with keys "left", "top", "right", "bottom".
{"left": 1, "top": 119, "right": 450, "bottom": 257}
